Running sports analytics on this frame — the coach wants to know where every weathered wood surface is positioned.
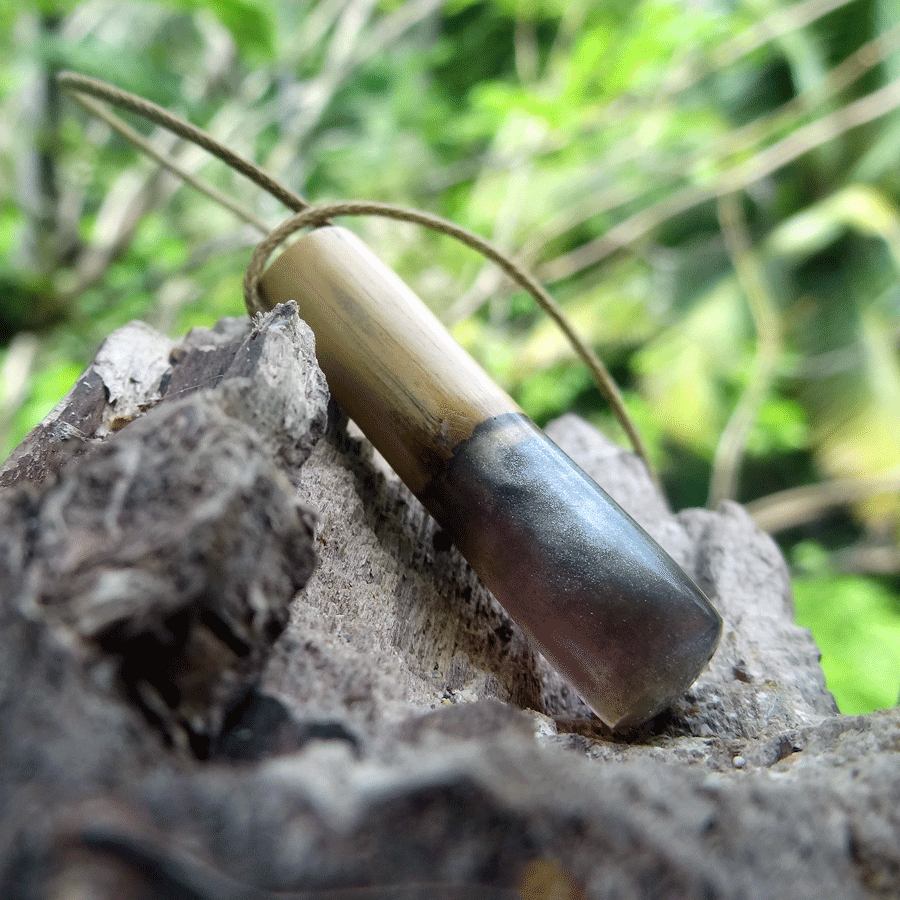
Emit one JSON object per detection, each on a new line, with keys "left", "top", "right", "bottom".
{"left": 1, "top": 302, "right": 898, "bottom": 899}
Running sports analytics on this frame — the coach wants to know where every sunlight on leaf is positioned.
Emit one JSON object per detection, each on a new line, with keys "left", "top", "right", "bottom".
{"left": 509, "top": 274, "right": 657, "bottom": 377}
{"left": 746, "top": 395, "right": 809, "bottom": 455}
{"left": 768, "top": 184, "right": 900, "bottom": 267}
{"left": 794, "top": 572, "right": 900, "bottom": 714}
{"left": 814, "top": 308, "right": 900, "bottom": 528}
{"left": 634, "top": 278, "right": 746, "bottom": 452}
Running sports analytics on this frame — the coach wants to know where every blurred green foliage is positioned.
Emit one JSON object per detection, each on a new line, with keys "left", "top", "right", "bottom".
{"left": 795, "top": 568, "right": 900, "bottom": 713}
{"left": 2, "top": 0, "right": 899, "bottom": 712}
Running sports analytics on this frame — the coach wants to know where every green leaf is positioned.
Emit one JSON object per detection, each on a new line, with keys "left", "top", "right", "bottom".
{"left": 635, "top": 277, "right": 748, "bottom": 452}
{"left": 794, "top": 572, "right": 900, "bottom": 714}
{"left": 509, "top": 273, "right": 657, "bottom": 377}
{"left": 166, "top": 0, "right": 275, "bottom": 58}
{"left": 746, "top": 395, "right": 809, "bottom": 455}
{"left": 811, "top": 307, "right": 900, "bottom": 529}
{"left": 768, "top": 185, "right": 900, "bottom": 268}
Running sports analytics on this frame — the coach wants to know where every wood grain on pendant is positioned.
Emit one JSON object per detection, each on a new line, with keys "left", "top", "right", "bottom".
{"left": 259, "top": 226, "right": 722, "bottom": 730}
{"left": 260, "top": 226, "right": 516, "bottom": 495}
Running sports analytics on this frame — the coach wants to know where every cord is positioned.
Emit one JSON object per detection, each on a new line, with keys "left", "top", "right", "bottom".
{"left": 57, "top": 71, "right": 655, "bottom": 477}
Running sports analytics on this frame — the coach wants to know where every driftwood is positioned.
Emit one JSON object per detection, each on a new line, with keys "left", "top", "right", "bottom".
{"left": 1, "top": 302, "right": 898, "bottom": 899}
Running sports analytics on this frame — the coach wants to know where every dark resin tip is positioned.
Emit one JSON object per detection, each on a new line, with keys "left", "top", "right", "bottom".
{"left": 422, "top": 414, "right": 722, "bottom": 730}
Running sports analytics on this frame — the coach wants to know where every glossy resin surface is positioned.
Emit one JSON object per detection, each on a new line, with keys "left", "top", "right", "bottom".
{"left": 422, "top": 413, "right": 722, "bottom": 730}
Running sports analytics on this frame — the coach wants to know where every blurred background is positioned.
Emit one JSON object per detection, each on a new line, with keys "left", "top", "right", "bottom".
{"left": 2, "top": 0, "right": 898, "bottom": 713}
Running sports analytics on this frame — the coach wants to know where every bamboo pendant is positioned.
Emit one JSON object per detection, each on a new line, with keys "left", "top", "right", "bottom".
{"left": 259, "top": 226, "right": 721, "bottom": 730}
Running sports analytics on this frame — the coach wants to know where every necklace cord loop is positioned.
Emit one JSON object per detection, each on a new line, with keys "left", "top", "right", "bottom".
{"left": 57, "top": 70, "right": 656, "bottom": 478}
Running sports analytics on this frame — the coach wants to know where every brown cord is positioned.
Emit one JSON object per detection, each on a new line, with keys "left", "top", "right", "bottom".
{"left": 242, "top": 201, "right": 655, "bottom": 481}
{"left": 65, "top": 90, "right": 271, "bottom": 234}
{"left": 58, "top": 71, "right": 310, "bottom": 214}
{"left": 58, "top": 71, "right": 656, "bottom": 478}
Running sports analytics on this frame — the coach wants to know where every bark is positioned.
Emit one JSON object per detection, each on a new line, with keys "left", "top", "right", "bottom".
{"left": 1, "top": 302, "right": 897, "bottom": 900}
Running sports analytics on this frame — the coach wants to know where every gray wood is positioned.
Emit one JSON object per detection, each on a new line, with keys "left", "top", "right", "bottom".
{"left": 1, "top": 303, "right": 897, "bottom": 900}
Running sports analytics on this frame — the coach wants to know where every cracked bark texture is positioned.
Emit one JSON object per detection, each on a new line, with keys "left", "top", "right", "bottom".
{"left": 1, "top": 302, "right": 898, "bottom": 900}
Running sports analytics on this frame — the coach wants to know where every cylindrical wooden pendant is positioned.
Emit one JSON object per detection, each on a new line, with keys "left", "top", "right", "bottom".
{"left": 259, "top": 225, "right": 721, "bottom": 730}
